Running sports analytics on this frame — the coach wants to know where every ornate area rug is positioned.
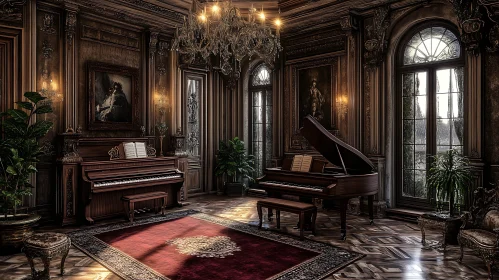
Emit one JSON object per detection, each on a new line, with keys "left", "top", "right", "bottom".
{"left": 68, "top": 210, "right": 363, "bottom": 280}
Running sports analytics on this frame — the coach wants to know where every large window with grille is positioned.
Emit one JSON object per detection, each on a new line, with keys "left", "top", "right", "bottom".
{"left": 397, "top": 24, "right": 464, "bottom": 208}
{"left": 249, "top": 64, "right": 272, "bottom": 177}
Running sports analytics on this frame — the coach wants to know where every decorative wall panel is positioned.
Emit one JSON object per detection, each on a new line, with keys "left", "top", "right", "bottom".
{"left": 77, "top": 16, "right": 142, "bottom": 138}
{"left": 283, "top": 29, "right": 345, "bottom": 61}
{"left": 36, "top": 7, "right": 63, "bottom": 218}
{"left": 484, "top": 52, "right": 499, "bottom": 164}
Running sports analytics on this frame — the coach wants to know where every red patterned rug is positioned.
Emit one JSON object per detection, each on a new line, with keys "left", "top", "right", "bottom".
{"left": 69, "top": 210, "right": 363, "bottom": 280}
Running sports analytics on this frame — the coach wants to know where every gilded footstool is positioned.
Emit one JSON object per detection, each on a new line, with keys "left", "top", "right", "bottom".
{"left": 23, "top": 233, "right": 71, "bottom": 280}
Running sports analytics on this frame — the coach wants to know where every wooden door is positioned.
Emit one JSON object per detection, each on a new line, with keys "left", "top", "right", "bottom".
{"left": 182, "top": 71, "right": 207, "bottom": 195}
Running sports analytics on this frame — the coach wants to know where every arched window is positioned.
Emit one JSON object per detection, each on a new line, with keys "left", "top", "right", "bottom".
{"left": 397, "top": 24, "right": 464, "bottom": 208}
{"left": 249, "top": 64, "right": 272, "bottom": 177}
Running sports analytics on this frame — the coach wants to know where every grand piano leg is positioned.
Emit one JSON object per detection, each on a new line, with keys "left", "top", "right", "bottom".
{"left": 368, "top": 195, "right": 374, "bottom": 225}
{"left": 340, "top": 199, "right": 348, "bottom": 240}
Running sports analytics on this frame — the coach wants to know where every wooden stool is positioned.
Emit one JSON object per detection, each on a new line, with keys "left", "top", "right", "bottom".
{"left": 121, "top": 191, "right": 168, "bottom": 222}
{"left": 257, "top": 198, "right": 317, "bottom": 240}
{"left": 23, "top": 232, "right": 71, "bottom": 280}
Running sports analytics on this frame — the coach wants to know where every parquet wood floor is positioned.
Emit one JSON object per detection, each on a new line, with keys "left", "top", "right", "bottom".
{"left": 0, "top": 195, "right": 491, "bottom": 279}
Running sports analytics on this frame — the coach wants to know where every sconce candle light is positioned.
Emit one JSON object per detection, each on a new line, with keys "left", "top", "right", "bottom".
{"left": 336, "top": 95, "right": 348, "bottom": 118}
{"left": 155, "top": 90, "right": 170, "bottom": 123}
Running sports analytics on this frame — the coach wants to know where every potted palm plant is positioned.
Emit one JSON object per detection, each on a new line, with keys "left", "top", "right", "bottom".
{"left": 426, "top": 149, "right": 473, "bottom": 217}
{"left": 215, "top": 137, "right": 255, "bottom": 196}
{"left": 0, "top": 92, "right": 53, "bottom": 252}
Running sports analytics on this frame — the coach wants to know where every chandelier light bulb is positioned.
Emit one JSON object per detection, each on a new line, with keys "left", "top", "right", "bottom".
{"left": 212, "top": 4, "right": 220, "bottom": 14}
{"left": 198, "top": 12, "right": 207, "bottom": 22}
{"left": 274, "top": 18, "right": 281, "bottom": 27}
{"left": 259, "top": 12, "right": 265, "bottom": 21}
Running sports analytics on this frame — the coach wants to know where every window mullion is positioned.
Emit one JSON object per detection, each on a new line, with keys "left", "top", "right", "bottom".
{"left": 429, "top": 69, "right": 436, "bottom": 157}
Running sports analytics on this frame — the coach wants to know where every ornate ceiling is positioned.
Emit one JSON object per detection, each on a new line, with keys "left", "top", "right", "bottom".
{"left": 42, "top": 0, "right": 380, "bottom": 36}
{"left": 35, "top": 0, "right": 499, "bottom": 43}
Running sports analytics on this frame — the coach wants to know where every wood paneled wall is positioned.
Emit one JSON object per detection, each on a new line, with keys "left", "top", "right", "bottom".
{"left": 2, "top": 0, "right": 499, "bottom": 216}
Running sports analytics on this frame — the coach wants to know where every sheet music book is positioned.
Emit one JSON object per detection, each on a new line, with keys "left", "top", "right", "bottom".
{"left": 291, "top": 155, "right": 313, "bottom": 172}
{"left": 123, "top": 142, "right": 148, "bottom": 159}
{"left": 300, "top": 155, "right": 313, "bottom": 172}
{"left": 135, "top": 142, "right": 148, "bottom": 158}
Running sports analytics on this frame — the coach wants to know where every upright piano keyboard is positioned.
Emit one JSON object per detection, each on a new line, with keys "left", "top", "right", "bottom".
{"left": 56, "top": 136, "right": 186, "bottom": 225}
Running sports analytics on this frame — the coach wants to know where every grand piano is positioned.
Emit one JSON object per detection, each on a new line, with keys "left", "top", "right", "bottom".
{"left": 258, "top": 115, "right": 378, "bottom": 239}
{"left": 56, "top": 136, "right": 186, "bottom": 225}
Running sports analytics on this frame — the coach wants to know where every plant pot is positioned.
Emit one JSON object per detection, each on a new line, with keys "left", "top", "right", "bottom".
{"left": 0, "top": 213, "right": 41, "bottom": 254}
{"left": 225, "top": 182, "right": 246, "bottom": 197}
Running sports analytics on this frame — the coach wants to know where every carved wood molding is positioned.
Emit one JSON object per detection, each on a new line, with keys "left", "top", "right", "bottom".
{"left": 118, "top": 0, "right": 183, "bottom": 22}
{"left": 81, "top": 24, "right": 140, "bottom": 51}
{"left": 450, "top": 0, "right": 499, "bottom": 53}
{"left": 0, "top": 0, "right": 25, "bottom": 22}
{"left": 157, "top": 40, "right": 169, "bottom": 76}
{"left": 149, "top": 31, "right": 158, "bottom": 58}
{"left": 44, "top": 0, "right": 182, "bottom": 33}
{"left": 65, "top": 9, "right": 77, "bottom": 46}
{"left": 284, "top": 29, "right": 346, "bottom": 61}
{"left": 364, "top": 5, "right": 390, "bottom": 69}
{"left": 364, "top": 68, "right": 372, "bottom": 153}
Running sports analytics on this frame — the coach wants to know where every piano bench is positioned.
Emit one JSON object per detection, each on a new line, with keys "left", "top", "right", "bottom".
{"left": 121, "top": 191, "right": 168, "bottom": 222}
{"left": 257, "top": 198, "right": 317, "bottom": 240}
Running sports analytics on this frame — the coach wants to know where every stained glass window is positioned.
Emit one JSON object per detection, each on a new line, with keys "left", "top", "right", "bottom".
{"left": 403, "top": 27, "right": 460, "bottom": 65}
{"left": 250, "top": 64, "right": 272, "bottom": 177}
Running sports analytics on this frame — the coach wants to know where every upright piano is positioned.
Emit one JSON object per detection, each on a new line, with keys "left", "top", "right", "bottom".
{"left": 56, "top": 136, "right": 186, "bottom": 225}
{"left": 258, "top": 116, "right": 378, "bottom": 239}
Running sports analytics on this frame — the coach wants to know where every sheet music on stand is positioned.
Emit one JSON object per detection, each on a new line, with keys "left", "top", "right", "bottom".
{"left": 291, "top": 155, "right": 313, "bottom": 172}
{"left": 123, "top": 142, "right": 148, "bottom": 159}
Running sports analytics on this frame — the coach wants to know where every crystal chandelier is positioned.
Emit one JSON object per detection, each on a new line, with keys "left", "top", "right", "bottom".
{"left": 172, "top": 0, "right": 282, "bottom": 85}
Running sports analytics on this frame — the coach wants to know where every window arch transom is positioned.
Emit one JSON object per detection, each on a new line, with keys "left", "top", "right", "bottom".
{"left": 251, "top": 64, "right": 271, "bottom": 86}
{"left": 403, "top": 27, "right": 461, "bottom": 65}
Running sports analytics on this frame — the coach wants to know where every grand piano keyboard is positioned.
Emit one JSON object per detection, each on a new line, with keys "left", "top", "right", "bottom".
{"left": 262, "top": 181, "right": 325, "bottom": 192}
{"left": 94, "top": 174, "right": 182, "bottom": 187}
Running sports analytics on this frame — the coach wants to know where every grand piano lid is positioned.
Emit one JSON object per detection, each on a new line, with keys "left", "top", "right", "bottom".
{"left": 300, "top": 115, "right": 375, "bottom": 174}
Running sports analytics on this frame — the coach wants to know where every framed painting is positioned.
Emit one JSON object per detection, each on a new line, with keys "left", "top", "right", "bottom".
{"left": 298, "top": 65, "right": 333, "bottom": 129}
{"left": 87, "top": 62, "right": 140, "bottom": 130}
{"left": 285, "top": 57, "right": 338, "bottom": 152}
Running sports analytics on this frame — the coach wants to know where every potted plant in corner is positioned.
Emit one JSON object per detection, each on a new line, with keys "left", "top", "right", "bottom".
{"left": 426, "top": 149, "right": 473, "bottom": 217}
{"left": 0, "top": 92, "right": 53, "bottom": 253}
{"left": 424, "top": 149, "right": 473, "bottom": 245}
{"left": 215, "top": 137, "right": 255, "bottom": 196}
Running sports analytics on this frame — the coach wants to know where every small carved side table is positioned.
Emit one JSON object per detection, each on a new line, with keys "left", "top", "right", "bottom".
{"left": 417, "top": 212, "right": 461, "bottom": 251}
{"left": 23, "top": 233, "right": 71, "bottom": 280}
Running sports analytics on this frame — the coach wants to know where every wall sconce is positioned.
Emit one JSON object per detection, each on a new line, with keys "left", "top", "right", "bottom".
{"left": 39, "top": 77, "right": 62, "bottom": 105}
{"left": 155, "top": 89, "right": 170, "bottom": 122}
{"left": 336, "top": 95, "right": 348, "bottom": 118}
